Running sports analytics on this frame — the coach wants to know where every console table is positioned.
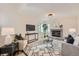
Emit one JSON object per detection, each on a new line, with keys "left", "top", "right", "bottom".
{"left": 25, "top": 33, "right": 38, "bottom": 44}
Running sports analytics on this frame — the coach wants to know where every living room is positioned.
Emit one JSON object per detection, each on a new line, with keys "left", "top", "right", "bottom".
{"left": 0, "top": 3, "right": 79, "bottom": 56}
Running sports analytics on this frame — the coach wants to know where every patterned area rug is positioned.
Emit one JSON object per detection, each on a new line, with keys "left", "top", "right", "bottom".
{"left": 19, "top": 38, "right": 63, "bottom": 56}
{"left": 24, "top": 42, "right": 61, "bottom": 56}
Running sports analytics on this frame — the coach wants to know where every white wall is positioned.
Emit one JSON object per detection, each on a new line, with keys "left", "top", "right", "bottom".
{"left": 57, "top": 16, "right": 77, "bottom": 37}
{"left": 0, "top": 4, "right": 78, "bottom": 37}
{"left": 0, "top": 13, "right": 77, "bottom": 37}
{"left": 76, "top": 16, "right": 79, "bottom": 34}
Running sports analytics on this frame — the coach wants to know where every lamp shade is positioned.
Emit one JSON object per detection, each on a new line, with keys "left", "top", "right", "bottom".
{"left": 69, "top": 28, "right": 76, "bottom": 32}
{"left": 68, "top": 28, "right": 76, "bottom": 37}
{"left": 1, "top": 27, "right": 15, "bottom": 35}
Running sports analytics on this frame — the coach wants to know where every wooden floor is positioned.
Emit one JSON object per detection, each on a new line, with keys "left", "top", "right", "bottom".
{"left": 15, "top": 50, "right": 28, "bottom": 56}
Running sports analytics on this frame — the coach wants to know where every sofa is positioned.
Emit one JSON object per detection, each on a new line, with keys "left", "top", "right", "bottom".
{"left": 61, "top": 42, "right": 79, "bottom": 56}
{"left": 0, "top": 35, "right": 28, "bottom": 53}
{"left": 0, "top": 36, "right": 6, "bottom": 47}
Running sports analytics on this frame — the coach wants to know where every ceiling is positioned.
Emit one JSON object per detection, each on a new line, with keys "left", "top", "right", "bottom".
{"left": 0, "top": 3, "right": 79, "bottom": 18}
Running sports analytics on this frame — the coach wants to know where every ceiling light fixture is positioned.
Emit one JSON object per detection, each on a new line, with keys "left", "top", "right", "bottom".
{"left": 48, "top": 13, "right": 55, "bottom": 17}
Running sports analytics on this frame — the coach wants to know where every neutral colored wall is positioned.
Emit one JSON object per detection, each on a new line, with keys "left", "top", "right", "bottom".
{"left": 76, "top": 16, "right": 79, "bottom": 34}
{"left": 0, "top": 4, "right": 78, "bottom": 37}
{"left": 57, "top": 16, "right": 77, "bottom": 37}
{"left": 0, "top": 13, "right": 77, "bottom": 37}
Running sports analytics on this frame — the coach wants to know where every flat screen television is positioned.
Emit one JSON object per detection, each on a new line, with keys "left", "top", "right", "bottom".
{"left": 26, "top": 24, "right": 35, "bottom": 31}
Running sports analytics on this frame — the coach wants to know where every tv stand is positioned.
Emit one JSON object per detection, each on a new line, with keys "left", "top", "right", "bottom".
{"left": 25, "top": 33, "right": 38, "bottom": 44}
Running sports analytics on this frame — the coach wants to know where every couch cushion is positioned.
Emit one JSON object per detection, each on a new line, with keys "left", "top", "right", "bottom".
{"left": 0, "top": 36, "right": 6, "bottom": 47}
{"left": 73, "top": 36, "right": 79, "bottom": 46}
{"left": 61, "top": 42, "right": 79, "bottom": 56}
{"left": 0, "top": 35, "right": 15, "bottom": 47}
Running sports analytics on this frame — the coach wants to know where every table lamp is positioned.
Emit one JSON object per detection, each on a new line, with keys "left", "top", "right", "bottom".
{"left": 68, "top": 28, "right": 76, "bottom": 37}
